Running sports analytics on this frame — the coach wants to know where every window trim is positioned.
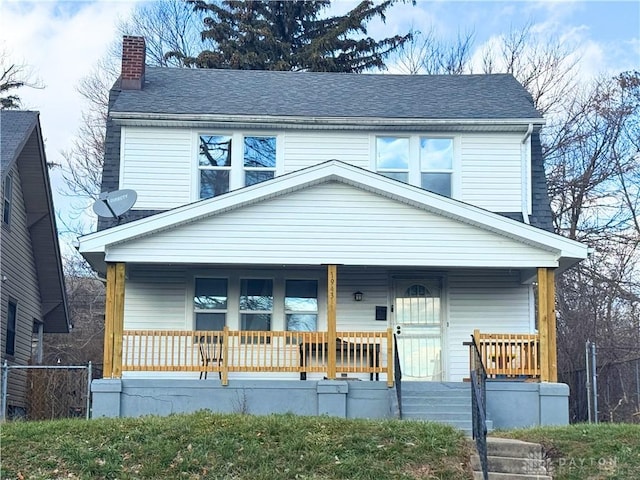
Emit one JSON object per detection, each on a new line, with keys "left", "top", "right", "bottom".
{"left": 189, "top": 271, "right": 324, "bottom": 333}
{"left": 420, "top": 137, "right": 455, "bottom": 197}
{"left": 285, "top": 279, "right": 319, "bottom": 333}
{"left": 193, "top": 277, "right": 228, "bottom": 331}
{"left": 243, "top": 135, "right": 277, "bottom": 187}
{"left": 195, "top": 131, "right": 281, "bottom": 201}
{"left": 372, "top": 134, "right": 459, "bottom": 198}
{"left": 239, "top": 277, "right": 274, "bottom": 333}
{"left": 375, "top": 136, "right": 411, "bottom": 183}
{"left": 198, "top": 134, "right": 233, "bottom": 199}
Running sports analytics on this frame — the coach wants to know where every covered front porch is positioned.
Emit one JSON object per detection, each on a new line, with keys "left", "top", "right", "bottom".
{"left": 101, "top": 263, "right": 559, "bottom": 385}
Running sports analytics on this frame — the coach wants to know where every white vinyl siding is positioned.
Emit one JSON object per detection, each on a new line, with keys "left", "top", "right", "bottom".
{"left": 283, "top": 131, "right": 370, "bottom": 172}
{"left": 106, "top": 182, "right": 557, "bottom": 267}
{"left": 336, "top": 268, "right": 389, "bottom": 332}
{"left": 120, "top": 127, "right": 193, "bottom": 209}
{"left": 460, "top": 134, "right": 522, "bottom": 212}
{"left": 446, "top": 269, "right": 532, "bottom": 381}
{"left": 124, "top": 266, "right": 188, "bottom": 330}
{"left": 118, "top": 128, "right": 526, "bottom": 215}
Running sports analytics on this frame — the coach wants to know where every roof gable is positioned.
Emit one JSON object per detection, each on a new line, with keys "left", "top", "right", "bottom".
{"left": 1, "top": 111, "right": 70, "bottom": 333}
{"left": 80, "top": 160, "right": 587, "bottom": 272}
{"left": 1, "top": 110, "right": 38, "bottom": 176}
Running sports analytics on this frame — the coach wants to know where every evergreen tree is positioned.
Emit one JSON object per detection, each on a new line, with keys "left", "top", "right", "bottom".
{"left": 173, "top": 0, "right": 412, "bottom": 72}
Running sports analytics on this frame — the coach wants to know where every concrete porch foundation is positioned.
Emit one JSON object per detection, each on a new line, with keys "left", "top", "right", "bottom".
{"left": 91, "top": 379, "right": 393, "bottom": 419}
{"left": 486, "top": 381, "right": 569, "bottom": 428}
{"left": 91, "top": 379, "right": 570, "bottom": 430}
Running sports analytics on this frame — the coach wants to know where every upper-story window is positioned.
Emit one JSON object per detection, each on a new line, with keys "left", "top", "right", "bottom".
{"left": 375, "top": 135, "right": 455, "bottom": 197}
{"left": 376, "top": 137, "right": 409, "bottom": 183}
{"left": 199, "top": 135, "right": 232, "bottom": 199}
{"left": 198, "top": 134, "right": 277, "bottom": 199}
{"left": 3, "top": 173, "right": 13, "bottom": 226}
{"left": 420, "top": 138, "right": 453, "bottom": 197}
{"left": 244, "top": 136, "right": 276, "bottom": 186}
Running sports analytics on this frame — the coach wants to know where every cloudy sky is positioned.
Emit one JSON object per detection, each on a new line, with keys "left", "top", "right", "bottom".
{"left": 1, "top": 0, "right": 638, "bottom": 250}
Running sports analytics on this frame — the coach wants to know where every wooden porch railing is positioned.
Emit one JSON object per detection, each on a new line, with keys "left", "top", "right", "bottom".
{"left": 473, "top": 330, "right": 540, "bottom": 379}
{"left": 122, "top": 327, "right": 393, "bottom": 386}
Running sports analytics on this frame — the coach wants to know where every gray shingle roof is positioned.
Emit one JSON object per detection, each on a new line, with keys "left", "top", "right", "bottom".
{"left": 1, "top": 110, "right": 38, "bottom": 176}
{"left": 111, "top": 68, "right": 542, "bottom": 120}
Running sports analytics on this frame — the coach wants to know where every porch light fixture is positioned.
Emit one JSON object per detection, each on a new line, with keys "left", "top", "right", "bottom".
{"left": 353, "top": 291, "right": 363, "bottom": 302}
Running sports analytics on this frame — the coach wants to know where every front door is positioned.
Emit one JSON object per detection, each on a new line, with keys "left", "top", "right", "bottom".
{"left": 393, "top": 279, "right": 444, "bottom": 381}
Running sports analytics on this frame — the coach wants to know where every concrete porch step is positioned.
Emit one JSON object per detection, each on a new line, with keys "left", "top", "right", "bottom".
{"left": 485, "top": 437, "right": 544, "bottom": 459}
{"left": 403, "top": 411, "right": 472, "bottom": 422}
{"left": 470, "top": 437, "right": 551, "bottom": 480}
{"left": 401, "top": 381, "right": 471, "bottom": 393}
{"left": 471, "top": 455, "right": 549, "bottom": 475}
{"left": 401, "top": 395, "right": 470, "bottom": 407}
{"left": 398, "top": 382, "right": 483, "bottom": 435}
{"left": 472, "top": 473, "right": 552, "bottom": 480}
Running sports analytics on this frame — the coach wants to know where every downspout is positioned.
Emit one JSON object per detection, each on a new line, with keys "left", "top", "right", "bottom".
{"left": 521, "top": 123, "right": 534, "bottom": 224}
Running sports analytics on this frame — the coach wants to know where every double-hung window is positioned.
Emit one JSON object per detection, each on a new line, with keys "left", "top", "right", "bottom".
{"left": 240, "top": 279, "right": 273, "bottom": 342}
{"left": 198, "top": 134, "right": 277, "bottom": 199}
{"left": 420, "top": 138, "right": 453, "bottom": 197}
{"left": 375, "top": 135, "right": 455, "bottom": 197}
{"left": 244, "top": 136, "right": 276, "bottom": 186}
{"left": 194, "top": 278, "right": 228, "bottom": 331}
{"left": 375, "top": 137, "right": 410, "bottom": 183}
{"left": 199, "top": 135, "right": 232, "bottom": 199}
{"left": 285, "top": 280, "right": 318, "bottom": 332}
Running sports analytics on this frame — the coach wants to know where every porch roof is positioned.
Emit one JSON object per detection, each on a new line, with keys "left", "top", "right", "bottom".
{"left": 79, "top": 161, "right": 588, "bottom": 274}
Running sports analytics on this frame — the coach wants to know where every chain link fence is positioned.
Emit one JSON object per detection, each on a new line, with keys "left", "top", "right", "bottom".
{"left": 1, "top": 362, "right": 93, "bottom": 421}
{"left": 562, "top": 357, "right": 640, "bottom": 423}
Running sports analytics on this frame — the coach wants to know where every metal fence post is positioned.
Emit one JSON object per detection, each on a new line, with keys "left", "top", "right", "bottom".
{"left": 1, "top": 360, "right": 8, "bottom": 422}
{"left": 86, "top": 361, "right": 92, "bottom": 420}
{"left": 592, "top": 342, "right": 598, "bottom": 424}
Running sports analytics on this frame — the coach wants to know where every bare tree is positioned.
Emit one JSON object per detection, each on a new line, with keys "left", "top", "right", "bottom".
{"left": 0, "top": 47, "right": 43, "bottom": 109}
{"left": 116, "top": 0, "right": 209, "bottom": 67}
{"left": 59, "top": 0, "right": 207, "bottom": 230}
{"left": 394, "top": 27, "right": 474, "bottom": 75}
{"left": 549, "top": 72, "right": 640, "bottom": 422}
{"left": 479, "top": 23, "right": 579, "bottom": 116}
{"left": 44, "top": 252, "right": 105, "bottom": 368}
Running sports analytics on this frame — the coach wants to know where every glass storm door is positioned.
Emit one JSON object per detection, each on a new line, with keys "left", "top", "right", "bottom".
{"left": 393, "top": 279, "right": 443, "bottom": 381}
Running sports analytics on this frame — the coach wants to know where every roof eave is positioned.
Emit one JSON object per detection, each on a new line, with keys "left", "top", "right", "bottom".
{"left": 110, "top": 112, "right": 545, "bottom": 130}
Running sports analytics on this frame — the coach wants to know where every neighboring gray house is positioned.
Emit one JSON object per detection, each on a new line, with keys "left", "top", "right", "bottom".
{"left": 80, "top": 37, "right": 588, "bottom": 429}
{"left": 0, "top": 110, "right": 70, "bottom": 417}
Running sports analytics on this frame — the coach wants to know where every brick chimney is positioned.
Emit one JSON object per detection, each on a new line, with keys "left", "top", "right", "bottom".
{"left": 121, "top": 36, "right": 146, "bottom": 90}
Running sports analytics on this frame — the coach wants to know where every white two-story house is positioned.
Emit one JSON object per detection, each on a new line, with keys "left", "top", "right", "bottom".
{"left": 80, "top": 36, "right": 588, "bottom": 428}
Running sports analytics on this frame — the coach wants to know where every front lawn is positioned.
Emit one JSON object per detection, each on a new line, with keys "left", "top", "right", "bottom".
{"left": 1, "top": 412, "right": 473, "bottom": 479}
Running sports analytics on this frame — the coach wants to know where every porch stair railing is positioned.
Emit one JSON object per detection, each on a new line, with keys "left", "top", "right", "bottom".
{"left": 393, "top": 333, "right": 402, "bottom": 418}
{"left": 469, "top": 333, "right": 489, "bottom": 480}
{"left": 120, "top": 328, "right": 393, "bottom": 386}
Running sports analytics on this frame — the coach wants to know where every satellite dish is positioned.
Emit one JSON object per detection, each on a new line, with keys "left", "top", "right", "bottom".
{"left": 92, "top": 189, "right": 137, "bottom": 220}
